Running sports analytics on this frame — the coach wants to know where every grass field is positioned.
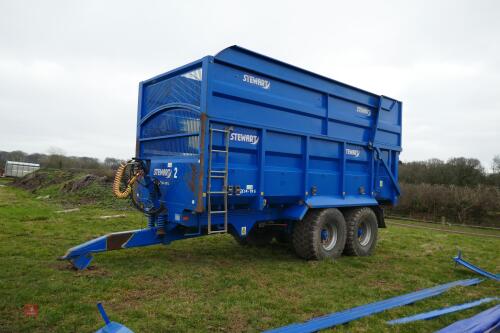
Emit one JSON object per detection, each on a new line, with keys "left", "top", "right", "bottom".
{"left": 0, "top": 178, "right": 498, "bottom": 332}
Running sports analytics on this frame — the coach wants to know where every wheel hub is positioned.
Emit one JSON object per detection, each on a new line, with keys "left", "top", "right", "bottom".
{"left": 320, "top": 224, "right": 338, "bottom": 251}
{"left": 357, "top": 221, "right": 372, "bottom": 247}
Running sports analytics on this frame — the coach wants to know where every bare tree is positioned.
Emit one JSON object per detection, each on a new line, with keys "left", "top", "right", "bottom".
{"left": 492, "top": 155, "right": 500, "bottom": 173}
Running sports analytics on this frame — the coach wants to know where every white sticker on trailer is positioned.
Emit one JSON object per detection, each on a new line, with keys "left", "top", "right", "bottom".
{"left": 230, "top": 132, "right": 260, "bottom": 145}
{"left": 356, "top": 106, "right": 371, "bottom": 116}
{"left": 243, "top": 74, "right": 271, "bottom": 90}
{"left": 345, "top": 148, "right": 361, "bottom": 157}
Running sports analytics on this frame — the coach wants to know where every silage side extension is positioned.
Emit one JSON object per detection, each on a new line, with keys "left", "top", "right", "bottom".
{"left": 62, "top": 46, "right": 402, "bottom": 269}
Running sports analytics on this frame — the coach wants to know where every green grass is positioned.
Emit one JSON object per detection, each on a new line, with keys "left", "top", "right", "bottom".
{"left": 0, "top": 184, "right": 498, "bottom": 333}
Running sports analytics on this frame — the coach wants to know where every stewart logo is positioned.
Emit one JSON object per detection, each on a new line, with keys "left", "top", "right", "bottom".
{"left": 243, "top": 74, "right": 270, "bottom": 90}
{"left": 230, "top": 132, "right": 260, "bottom": 145}
{"left": 356, "top": 106, "right": 371, "bottom": 116}
{"left": 345, "top": 148, "right": 361, "bottom": 157}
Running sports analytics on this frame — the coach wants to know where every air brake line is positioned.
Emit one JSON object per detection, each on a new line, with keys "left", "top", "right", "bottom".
{"left": 112, "top": 161, "right": 143, "bottom": 199}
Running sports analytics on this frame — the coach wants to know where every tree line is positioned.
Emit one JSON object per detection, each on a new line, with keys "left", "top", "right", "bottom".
{"left": 399, "top": 156, "right": 500, "bottom": 187}
{"left": 0, "top": 150, "right": 124, "bottom": 171}
{"left": 392, "top": 156, "right": 500, "bottom": 226}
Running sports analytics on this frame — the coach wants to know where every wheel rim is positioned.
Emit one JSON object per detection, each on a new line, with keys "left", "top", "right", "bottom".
{"left": 357, "top": 221, "right": 372, "bottom": 247}
{"left": 320, "top": 224, "right": 338, "bottom": 251}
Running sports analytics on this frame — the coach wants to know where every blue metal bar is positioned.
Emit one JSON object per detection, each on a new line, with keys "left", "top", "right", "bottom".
{"left": 304, "top": 136, "right": 309, "bottom": 199}
{"left": 60, "top": 227, "right": 198, "bottom": 270}
{"left": 138, "top": 103, "right": 200, "bottom": 126}
{"left": 340, "top": 142, "right": 346, "bottom": 197}
{"left": 257, "top": 128, "right": 266, "bottom": 210}
{"left": 374, "top": 147, "right": 401, "bottom": 196}
{"left": 206, "top": 114, "right": 402, "bottom": 152}
{"left": 147, "top": 215, "right": 155, "bottom": 228}
{"left": 435, "top": 304, "right": 500, "bottom": 333}
{"left": 142, "top": 58, "right": 204, "bottom": 86}
{"left": 97, "top": 303, "right": 110, "bottom": 325}
{"left": 371, "top": 95, "right": 383, "bottom": 146}
{"left": 95, "top": 303, "right": 135, "bottom": 333}
{"left": 454, "top": 251, "right": 499, "bottom": 281}
{"left": 139, "top": 132, "right": 199, "bottom": 142}
{"left": 263, "top": 278, "right": 483, "bottom": 333}
{"left": 388, "top": 297, "right": 499, "bottom": 325}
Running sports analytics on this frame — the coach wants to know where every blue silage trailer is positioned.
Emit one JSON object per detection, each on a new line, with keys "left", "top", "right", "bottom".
{"left": 62, "top": 46, "right": 402, "bottom": 270}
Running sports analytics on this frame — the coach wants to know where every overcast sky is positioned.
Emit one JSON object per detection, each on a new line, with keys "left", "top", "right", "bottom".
{"left": 1, "top": 0, "right": 499, "bottom": 169}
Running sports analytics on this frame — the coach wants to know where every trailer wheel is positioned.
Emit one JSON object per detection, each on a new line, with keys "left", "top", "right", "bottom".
{"left": 292, "top": 208, "right": 347, "bottom": 260}
{"left": 343, "top": 207, "right": 378, "bottom": 256}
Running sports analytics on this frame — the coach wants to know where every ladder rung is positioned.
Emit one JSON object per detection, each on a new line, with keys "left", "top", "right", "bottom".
{"left": 208, "top": 191, "right": 227, "bottom": 194}
{"left": 209, "top": 229, "right": 228, "bottom": 234}
{"left": 211, "top": 149, "right": 228, "bottom": 153}
{"left": 210, "top": 128, "right": 230, "bottom": 133}
{"left": 210, "top": 170, "right": 226, "bottom": 174}
{"left": 209, "top": 175, "right": 225, "bottom": 178}
{"left": 210, "top": 210, "right": 227, "bottom": 214}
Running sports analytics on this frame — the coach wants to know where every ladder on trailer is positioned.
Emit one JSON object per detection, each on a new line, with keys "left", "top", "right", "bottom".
{"left": 207, "top": 126, "right": 231, "bottom": 234}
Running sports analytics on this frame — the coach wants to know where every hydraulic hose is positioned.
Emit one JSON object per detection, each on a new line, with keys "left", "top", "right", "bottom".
{"left": 112, "top": 162, "right": 143, "bottom": 199}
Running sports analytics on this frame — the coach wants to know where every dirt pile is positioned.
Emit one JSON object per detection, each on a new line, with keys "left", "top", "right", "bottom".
{"left": 10, "top": 168, "right": 129, "bottom": 208}
{"left": 61, "top": 174, "right": 108, "bottom": 193}
{"left": 12, "top": 170, "right": 75, "bottom": 192}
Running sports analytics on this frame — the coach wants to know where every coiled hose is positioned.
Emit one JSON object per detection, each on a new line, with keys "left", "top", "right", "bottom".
{"left": 112, "top": 162, "right": 143, "bottom": 199}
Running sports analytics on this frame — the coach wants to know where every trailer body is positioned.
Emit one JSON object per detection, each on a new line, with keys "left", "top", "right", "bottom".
{"left": 62, "top": 46, "right": 402, "bottom": 269}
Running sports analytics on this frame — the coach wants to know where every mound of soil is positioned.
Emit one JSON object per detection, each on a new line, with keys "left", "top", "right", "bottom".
{"left": 12, "top": 169, "right": 112, "bottom": 193}
{"left": 12, "top": 170, "right": 75, "bottom": 192}
{"left": 61, "top": 174, "right": 107, "bottom": 193}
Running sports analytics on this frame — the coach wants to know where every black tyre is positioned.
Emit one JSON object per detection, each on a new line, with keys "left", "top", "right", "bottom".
{"left": 292, "top": 208, "right": 347, "bottom": 260}
{"left": 231, "top": 225, "right": 273, "bottom": 247}
{"left": 343, "top": 207, "right": 378, "bottom": 256}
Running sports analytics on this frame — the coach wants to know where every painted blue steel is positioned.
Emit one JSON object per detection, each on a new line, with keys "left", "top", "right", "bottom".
{"left": 72, "top": 253, "right": 94, "bottom": 270}
{"left": 388, "top": 297, "right": 499, "bottom": 325}
{"left": 95, "top": 303, "right": 134, "bottom": 333}
{"left": 64, "top": 46, "right": 403, "bottom": 268}
{"left": 435, "top": 304, "right": 500, "bottom": 333}
{"left": 264, "top": 278, "right": 483, "bottom": 333}
{"left": 61, "top": 227, "right": 200, "bottom": 269}
{"left": 157, "top": 215, "right": 166, "bottom": 230}
{"left": 454, "top": 251, "right": 500, "bottom": 281}
{"left": 97, "top": 303, "right": 110, "bottom": 325}
{"left": 147, "top": 215, "right": 155, "bottom": 228}
{"left": 136, "top": 45, "right": 402, "bottom": 225}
